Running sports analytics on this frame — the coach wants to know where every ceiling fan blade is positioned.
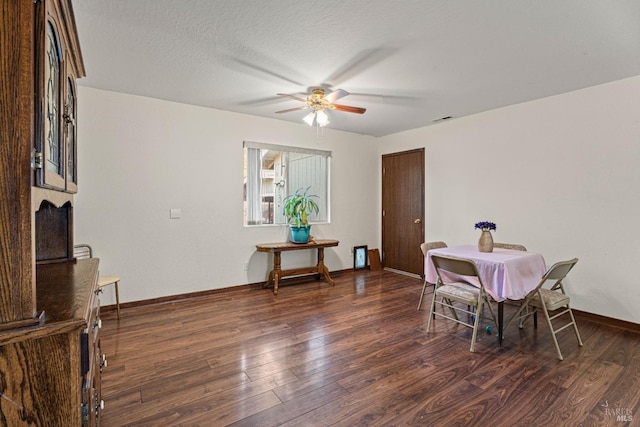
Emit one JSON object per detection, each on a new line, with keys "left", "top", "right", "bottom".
{"left": 275, "top": 106, "right": 309, "bottom": 114}
{"left": 324, "top": 47, "right": 397, "bottom": 86}
{"left": 332, "top": 104, "right": 366, "bottom": 114}
{"left": 325, "top": 89, "right": 349, "bottom": 103}
{"left": 277, "top": 93, "right": 307, "bottom": 103}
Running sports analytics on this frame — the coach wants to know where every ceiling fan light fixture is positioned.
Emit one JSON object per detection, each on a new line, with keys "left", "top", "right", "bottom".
{"left": 316, "top": 109, "right": 329, "bottom": 127}
{"left": 303, "top": 111, "right": 316, "bottom": 126}
{"left": 276, "top": 88, "right": 362, "bottom": 130}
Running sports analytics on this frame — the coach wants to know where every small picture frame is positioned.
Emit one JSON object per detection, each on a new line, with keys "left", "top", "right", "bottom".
{"left": 354, "top": 245, "right": 368, "bottom": 269}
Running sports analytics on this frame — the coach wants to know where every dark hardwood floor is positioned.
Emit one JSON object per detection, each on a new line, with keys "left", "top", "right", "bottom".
{"left": 98, "top": 270, "right": 640, "bottom": 426}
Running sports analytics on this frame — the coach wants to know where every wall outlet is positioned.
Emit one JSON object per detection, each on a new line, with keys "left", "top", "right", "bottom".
{"left": 243, "top": 261, "right": 249, "bottom": 271}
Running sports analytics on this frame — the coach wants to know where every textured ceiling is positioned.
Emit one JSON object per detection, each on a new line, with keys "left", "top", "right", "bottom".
{"left": 72, "top": 0, "right": 640, "bottom": 137}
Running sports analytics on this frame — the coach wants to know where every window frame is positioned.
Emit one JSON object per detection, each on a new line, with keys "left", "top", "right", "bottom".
{"left": 243, "top": 141, "right": 331, "bottom": 227}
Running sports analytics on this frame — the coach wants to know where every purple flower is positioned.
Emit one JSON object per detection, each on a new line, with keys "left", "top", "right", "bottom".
{"left": 474, "top": 221, "right": 496, "bottom": 231}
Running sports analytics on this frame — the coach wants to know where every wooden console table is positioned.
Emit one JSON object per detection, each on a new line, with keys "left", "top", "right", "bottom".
{"left": 256, "top": 239, "right": 339, "bottom": 295}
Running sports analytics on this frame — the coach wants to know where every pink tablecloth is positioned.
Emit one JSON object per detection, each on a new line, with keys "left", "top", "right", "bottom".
{"left": 424, "top": 245, "right": 547, "bottom": 301}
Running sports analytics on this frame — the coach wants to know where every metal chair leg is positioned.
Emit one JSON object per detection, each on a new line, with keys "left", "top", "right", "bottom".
{"left": 417, "top": 280, "right": 429, "bottom": 310}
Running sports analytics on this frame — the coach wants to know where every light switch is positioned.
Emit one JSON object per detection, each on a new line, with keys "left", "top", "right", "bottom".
{"left": 170, "top": 208, "right": 181, "bottom": 219}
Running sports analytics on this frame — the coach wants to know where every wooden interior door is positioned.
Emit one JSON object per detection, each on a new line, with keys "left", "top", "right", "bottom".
{"left": 382, "top": 149, "right": 424, "bottom": 276}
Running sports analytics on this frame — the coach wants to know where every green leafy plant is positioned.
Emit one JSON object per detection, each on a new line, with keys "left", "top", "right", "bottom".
{"left": 283, "top": 186, "right": 320, "bottom": 228}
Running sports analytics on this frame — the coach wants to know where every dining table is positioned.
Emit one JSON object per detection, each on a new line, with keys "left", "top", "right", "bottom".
{"left": 424, "top": 244, "right": 547, "bottom": 344}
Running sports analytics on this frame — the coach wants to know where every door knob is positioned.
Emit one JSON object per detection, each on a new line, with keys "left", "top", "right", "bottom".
{"left": 414, "top": 219, "right": 421, "bottom": 224}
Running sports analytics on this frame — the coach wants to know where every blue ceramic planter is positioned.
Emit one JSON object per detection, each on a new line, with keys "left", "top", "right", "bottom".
{"left": 290, "top": 225, "right": 311, "bottom": 243}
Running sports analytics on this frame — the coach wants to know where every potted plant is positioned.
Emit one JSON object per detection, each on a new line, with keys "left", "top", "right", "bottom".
{"left": 283, "top": 186, "right": 320, "bottom": 243}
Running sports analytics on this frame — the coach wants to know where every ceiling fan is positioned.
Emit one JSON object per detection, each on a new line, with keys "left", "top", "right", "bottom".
{"left": 275, "top": 88, "right": 366, "bottom": 127}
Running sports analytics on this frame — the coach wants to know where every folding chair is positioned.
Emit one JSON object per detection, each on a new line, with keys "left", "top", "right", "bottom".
{"left": 418, "top": 241, "right": 447, "bottom": 310}
{"left": 493, "top": 243, "right": 527, "bottom": 251}
{"left": 427, "top": 254, "right": 497, "bottom": 352}
{"left": 504, "top": 258, "right": 582, "bottom": 360}
{"left": 74, "top": 244, "right": 122, "bottom": 320}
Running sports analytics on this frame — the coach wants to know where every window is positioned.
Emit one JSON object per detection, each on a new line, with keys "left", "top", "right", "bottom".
{"left": 244, "top": 141, "right": 331, "bottom": 226}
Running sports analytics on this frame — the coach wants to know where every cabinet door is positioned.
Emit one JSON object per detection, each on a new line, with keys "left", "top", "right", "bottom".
{"left": 37, "top": 15, "right": 67, "bottom": 190}
{"left": 64, "top": 72, "right": 78, "bottom": 193}
{"left": 35, "top": 0, "right": 84, "bottom": 192}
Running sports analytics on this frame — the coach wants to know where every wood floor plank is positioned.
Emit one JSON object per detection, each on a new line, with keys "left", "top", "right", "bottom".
{"left": 228, "top": 382, "right": 347, "bottom": 427}
{"left": 133, "top": 390, "right": 283, "bottom": 427}
{"left": 98, "top": 270, "right": 640, "bottom": 426}
{"left": 528, "top": 360, "right": 624, "bottom": 425}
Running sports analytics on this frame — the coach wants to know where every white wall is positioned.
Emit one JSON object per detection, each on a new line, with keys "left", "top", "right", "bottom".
{"left": 78, "top": 75, "right": 640, "bottom": 325}
{"left": 75, "top": 87, "right": 379, "bottom": 303}
{"left": 378, "top": 75, "right": 640, "bottom": 324}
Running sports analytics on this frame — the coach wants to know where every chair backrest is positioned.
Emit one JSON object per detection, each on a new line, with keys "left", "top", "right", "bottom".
{"left": 493, "top": 243, "right": 527, "bottom": 251}
{"left": 520, "top": 258, "right": 578, "bottom": 301}
{"left": 431, "top": 254, "right": 483, "bottom": 286}
{"left": 420, "top": 241, "right": 447, "bottom": 256}
{"left": 73, "top": 244, "right": 93, "bottom": 260}
{"left": 540, "top": 258, "right": 578, "bottom": 286}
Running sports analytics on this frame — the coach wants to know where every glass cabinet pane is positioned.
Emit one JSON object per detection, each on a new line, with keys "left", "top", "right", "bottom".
{"left": 65, "top": 75, "right": 77, "bottom": 192}
{"left": 41, "top": 21, "right": 66, "bottom": 190}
